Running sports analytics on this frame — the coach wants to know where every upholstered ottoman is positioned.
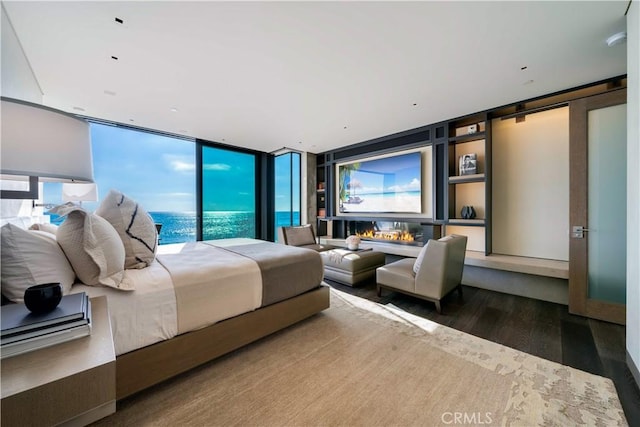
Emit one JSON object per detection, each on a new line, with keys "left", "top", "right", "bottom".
{"left": 321, "top": 249, "right": 386, "bottom": 286}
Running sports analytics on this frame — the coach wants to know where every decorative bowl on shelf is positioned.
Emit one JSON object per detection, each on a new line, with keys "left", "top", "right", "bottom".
{"left": 24, "top": 283, "right": 62, "bottom": 314}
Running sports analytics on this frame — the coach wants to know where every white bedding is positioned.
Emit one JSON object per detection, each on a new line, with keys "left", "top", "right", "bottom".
{"left": 70, "top": 240, "right": 264, "bottom": 356}
{"left": 71, "top": 259, "right": 177, "bottom": 356}
{"left": 156, "top": 241, "right": 262, "bottom": 334}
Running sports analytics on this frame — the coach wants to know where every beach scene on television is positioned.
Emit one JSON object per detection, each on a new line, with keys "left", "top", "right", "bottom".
{"left": 338, "top": 151, "right": 422, "bottom": 213}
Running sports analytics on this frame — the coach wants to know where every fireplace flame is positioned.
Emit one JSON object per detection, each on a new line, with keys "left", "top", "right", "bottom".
{"left": 356, "top": 229, "right": 415, "bottom": 242}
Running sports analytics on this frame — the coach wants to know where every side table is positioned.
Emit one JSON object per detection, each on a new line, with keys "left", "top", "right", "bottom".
{"left": 1, "top": 296, "right": 116, "bottom": 427}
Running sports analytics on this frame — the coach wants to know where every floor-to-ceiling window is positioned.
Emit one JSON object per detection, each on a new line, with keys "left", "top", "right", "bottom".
{"left": 201, "top": 145, "right": 256, "bottom": 240}
{"left": 44, "top": 123, "right": 197, "bottom": 244}
{"left": 43, "top": 123, "right": 275, "bottom": 243}
{"left": 274, "top": 152, "right": 301, "bottom": 241}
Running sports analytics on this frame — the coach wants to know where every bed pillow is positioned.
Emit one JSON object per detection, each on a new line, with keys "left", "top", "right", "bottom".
{"left": 96, "top": 189, "right": 157, "bottom": 269}
{"left": 29, "top": 222, "right": 59, "bottom": 235}
{"left": 1, "top": 224, "right": 75, "bottom": 302}
{"left": 51, "top": 203, "right": 131, "bottom": 290}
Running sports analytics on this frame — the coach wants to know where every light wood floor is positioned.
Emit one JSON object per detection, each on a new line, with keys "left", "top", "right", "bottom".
{"left": 324, "top": 276, "right": 640, "bottom": 426}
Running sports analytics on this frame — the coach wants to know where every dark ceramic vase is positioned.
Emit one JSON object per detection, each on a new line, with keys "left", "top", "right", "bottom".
{"left": 461, "top": 206, "right": 477, "bottom": 220}
{"left": 461, "top": 206, "right": 469, "bottom": 219}
{"left": 24, "top": 283, "right": 62, "bottom": 314}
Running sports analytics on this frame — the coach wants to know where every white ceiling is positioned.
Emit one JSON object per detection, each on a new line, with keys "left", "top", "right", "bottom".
{"left": 1, "top": 1, "right": 628, "bottom": 154}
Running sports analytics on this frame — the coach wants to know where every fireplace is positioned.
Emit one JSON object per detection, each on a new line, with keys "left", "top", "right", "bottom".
{"left": 346, "top": 221, "right": 441, "bottom": 247}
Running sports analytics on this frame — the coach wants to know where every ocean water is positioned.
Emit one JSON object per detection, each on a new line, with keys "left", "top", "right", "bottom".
{"left": 202, "top": 211, "right": 255, "bottom": 241}
{"left": 150, "top": 211, "right": 197, "bottom": 244}
{"left": 155, "top": 211, "right": 300, "bottom": 243}
{"left": 49, "top": 211, "right": 299, "bottom": 245}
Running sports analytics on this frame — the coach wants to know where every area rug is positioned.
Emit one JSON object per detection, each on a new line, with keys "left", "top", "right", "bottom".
{"left": 95, "top": 289, "right": 627, "bottom": 426}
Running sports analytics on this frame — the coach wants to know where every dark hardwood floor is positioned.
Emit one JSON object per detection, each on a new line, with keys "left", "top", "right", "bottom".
{"left": 324, "top": 277, "right": 640, "bottom": 426}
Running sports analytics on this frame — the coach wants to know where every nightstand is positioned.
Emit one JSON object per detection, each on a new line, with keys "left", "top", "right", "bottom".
{"left": 1, "top": 296, "right": 116, "bottom": 426}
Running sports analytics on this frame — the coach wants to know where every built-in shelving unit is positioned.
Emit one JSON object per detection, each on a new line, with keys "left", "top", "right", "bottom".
{"left": 312, "top": 117, "right": 492, "bottom": 252}
{"left": 316, "top": 161, "right": 326, "bottom": 218}
{"left": 448, "top": 173, "right": 485, "bottom": 184}
{"left": 448, "top": 131, "right": 486, "bottom": 144}
{"left": 316, "top": 188, "right": 325, "bottom": 217}
{"left": 315, "top": 155, "right": 332, "bottom": 237}
{"left": 447, "top": 218, "right": 485, "bottom": 226}
{"left": 445, "top": 113, "right": 492, "bottom": 254}
{"left": 313, "top": 76, "right": 624, "bottom": 260}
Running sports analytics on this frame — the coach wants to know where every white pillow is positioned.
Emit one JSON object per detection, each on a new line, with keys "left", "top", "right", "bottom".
{"left": 52, "top": 203, "right": 131, "bottom": 290}
{"left": 413, "top": 235, "right": 455, "bottom": 274}
{"left": 1, "top": 224, "right": 75, "bottom": 302}
{"left": 29, "top": 222, "right": 59, "bottom": 235}
{"left": 96, "top": 189, "right": 157, "bottom": 269}
{"left": 413, "top": 240, "right": 430, "bottom": 275}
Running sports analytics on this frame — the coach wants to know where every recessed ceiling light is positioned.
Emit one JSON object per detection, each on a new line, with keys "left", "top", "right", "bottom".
{"left": 520, "top": 66, "right": 528, "bottom": 71}
{"left": 606, "top": 32, "right": 627, "bottom": 47}
{"left": 412, "top": 103, "right": 418, "bottom": 106}
{"left": 170, "top": 108, "right": 178, "bottom": 112}
{"left": 115, "top": 17, "right": 124, "bottom": 24}
{"left": 111, "top": 56, "right": 118, "bottom": 61}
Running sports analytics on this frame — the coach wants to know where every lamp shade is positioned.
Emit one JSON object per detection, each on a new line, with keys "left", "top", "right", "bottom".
{"left": 0, "top": 98, "right": 93, "bottom": 182}
{"left": 62, "top": 183, "right": 98, "bottom": 202}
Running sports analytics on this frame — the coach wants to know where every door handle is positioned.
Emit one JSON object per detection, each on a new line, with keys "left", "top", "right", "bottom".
{"left": 572, "top": 226, "right": 590, "bottom": 239}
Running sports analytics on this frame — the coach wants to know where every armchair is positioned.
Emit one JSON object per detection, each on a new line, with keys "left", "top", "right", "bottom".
{"left": 376, "top": 234, "right": 467, "bottom": 313}
{"left": 278, "top": 224, "right": 335, "bottom": 252}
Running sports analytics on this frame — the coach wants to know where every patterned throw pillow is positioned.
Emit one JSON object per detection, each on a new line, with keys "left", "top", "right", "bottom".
{"left": 51, "top": 203, "right": 129, "bottom": 289}
{"left": 96, "top": 189, "right": 158, "bottom": 269}
{"left": 0, "top": 224, "right": 76, "bottom": 302}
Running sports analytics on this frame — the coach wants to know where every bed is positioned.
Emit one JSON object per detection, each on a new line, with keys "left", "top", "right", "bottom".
{"left": 2, "top": 194, "right": 329, "bottom": 399}
{"left": 2, "top": 223, "right": 329, "bottom": 399}
{"left": 67, "top": 238, "right": 329, "bottom": 399}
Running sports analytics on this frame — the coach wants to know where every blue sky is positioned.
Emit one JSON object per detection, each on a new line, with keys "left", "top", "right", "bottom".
{"left": 44, "top": 123, "right": 298, "bottom": 214}
{"left": 45, "top": 124, "right": 195, "bottom": 212}
{"left": 92, "top": 124, "right": 196, "bottom": 212}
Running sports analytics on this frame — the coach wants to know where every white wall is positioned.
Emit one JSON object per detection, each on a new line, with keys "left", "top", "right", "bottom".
{"left": 0, "top": 4, "right": 42, "bottom": 102}
{"left": 492, "top": 107, "right": 570, "bottom": 260}
{"left": 627, "top": 0, "right": 640, "bottom": 384}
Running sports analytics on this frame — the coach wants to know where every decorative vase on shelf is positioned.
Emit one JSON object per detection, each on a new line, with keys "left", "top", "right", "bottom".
{"left": 345, "top": 235, "right": 361, "bottom": 251}
{"left": 461, "top": 206, "right": 477, "bottom": 219}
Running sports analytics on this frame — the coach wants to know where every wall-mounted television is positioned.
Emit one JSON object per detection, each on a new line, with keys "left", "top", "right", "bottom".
{"left": 337, "top": 151, "right": 422, "bottom": 214}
